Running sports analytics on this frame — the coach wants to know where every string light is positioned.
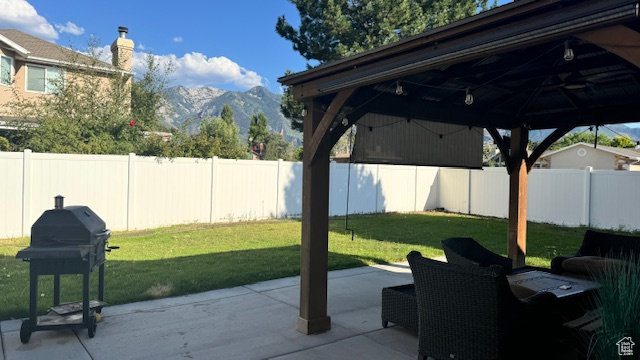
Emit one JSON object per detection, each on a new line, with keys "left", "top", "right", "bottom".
{"left": 465, "top": 87, "right": 474, "bottom": 105}
{"left": 563, "top": 40, "right": 574, "bottom": 61}
{"left": 342, "top": 118, "right": 349, "bottom": 126}
{"left": 301, "top": 108, "right": 307, "bottom": 117}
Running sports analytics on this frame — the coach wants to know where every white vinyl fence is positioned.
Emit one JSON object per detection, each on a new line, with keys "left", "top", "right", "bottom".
{"left": 0, "top": 150, "right": 638, "bottom": 238}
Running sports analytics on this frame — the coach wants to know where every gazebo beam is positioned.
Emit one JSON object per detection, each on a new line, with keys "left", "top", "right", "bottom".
{"left": 306, "top": 88, "right": 357, "bottom": 166}
{"left": 526, "top": 125, "right": 575, "bottom": 172}
{"left": 298, "top": 99, "right": 332, "bottom": 335}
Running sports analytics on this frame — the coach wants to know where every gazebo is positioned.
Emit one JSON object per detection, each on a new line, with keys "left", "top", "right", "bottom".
{"left": 279, "top": 0, "right": 640, "bottom": 334}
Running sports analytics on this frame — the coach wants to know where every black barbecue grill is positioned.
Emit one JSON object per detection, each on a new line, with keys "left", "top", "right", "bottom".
{"left": 16, "top": 195, "right": 117, "bottom": 343}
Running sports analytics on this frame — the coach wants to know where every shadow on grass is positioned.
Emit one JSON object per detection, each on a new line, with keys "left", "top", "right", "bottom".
{"left": 0, "top": 246, "right": 386, "bottom": 321}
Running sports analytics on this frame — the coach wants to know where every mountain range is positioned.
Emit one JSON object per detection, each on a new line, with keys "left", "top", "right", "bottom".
{"left": 160, "top": 85, "right": 302, "bottom": 145}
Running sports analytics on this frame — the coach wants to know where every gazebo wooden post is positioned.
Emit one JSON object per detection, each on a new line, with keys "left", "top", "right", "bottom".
{"left": 508, "top": 126, "right": 529, "bottom": 267}
{"left": 297, "top": 98, "right": 331, "bottom": 334}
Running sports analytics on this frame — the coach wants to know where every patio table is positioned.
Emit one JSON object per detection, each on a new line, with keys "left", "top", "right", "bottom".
{"left": 506, "top": 270, "right": 599, "bottom": 299}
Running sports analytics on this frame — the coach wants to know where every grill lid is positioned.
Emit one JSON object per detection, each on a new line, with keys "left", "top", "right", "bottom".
{"left": 30, "top": 196, "right": 108, "bottom": 247}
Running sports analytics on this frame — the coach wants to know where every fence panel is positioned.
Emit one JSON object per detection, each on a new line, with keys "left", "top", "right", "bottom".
{"left": 438, "top": 168, "right": 470, "bottom": 214}
{"left": 2, "top": 150, "right": 640, "bottom": 238}
{"left": 29, "top": 153, "right": 129, "bottom": 233}
{"left": 469, "top": 168, "right": 508, "bottom": 218}
{"left": 131, "top": 156, "right": 211, "bottom": 229}
{"left": 527, "top": 169, "right": 587, "bottom": 226}
{"left": 329, "top": 163, "right": 379, "bottom": 216}
{"left": 214, "top": 159, "right": 279, "bottom": 221}
{"left": 277, "top": 161, "right": 302, "bottom": 218}
{"left": 377, "top": 165, "right": 418, "bottom": 213}
{"left": 415, "top": 167, "right": 439, "bottom": 211}
{"left": 0, "top": 152, "right": 24, "bottom": 238}
{"left": 590, "top": 170, "right": 640, "bottom": 231}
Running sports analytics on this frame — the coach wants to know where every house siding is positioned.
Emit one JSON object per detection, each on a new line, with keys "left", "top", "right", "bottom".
{"left": 546, "top": 144, "right": 620, "bottom": 170}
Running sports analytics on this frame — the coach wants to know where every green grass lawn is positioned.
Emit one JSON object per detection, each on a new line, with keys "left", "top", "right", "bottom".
{"left": 0, "top": 211, "right": 626, "bottom": 321}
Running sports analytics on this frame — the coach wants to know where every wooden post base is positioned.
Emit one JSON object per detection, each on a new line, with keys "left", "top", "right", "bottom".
{"left": 296, "top": 316, "right": 331, "bottom": 334}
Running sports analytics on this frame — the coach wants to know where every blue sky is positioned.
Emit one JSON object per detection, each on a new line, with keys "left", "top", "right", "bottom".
{"left": 1, "top": 0, "right": 518, "bottom": 94}
{"left": 1, "top": 0, "right": 310, "bottom": 93}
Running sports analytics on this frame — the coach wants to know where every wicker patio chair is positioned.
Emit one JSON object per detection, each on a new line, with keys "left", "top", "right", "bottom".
{"left": 407, "top": 251, "right": 562, "bottom": 360}
{"left": 441, "top": 237, "right": 513, "bottom": 274}
{"left": 551, "top": 229, "right": 640, "bottom": 277}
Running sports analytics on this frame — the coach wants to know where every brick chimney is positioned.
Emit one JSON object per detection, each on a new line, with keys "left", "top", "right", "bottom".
{"left": 111, "top": 26, "right": 134, "bottom": 72}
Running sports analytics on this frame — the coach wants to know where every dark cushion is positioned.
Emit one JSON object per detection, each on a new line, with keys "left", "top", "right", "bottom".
{"left": 579, "top": 230, "right": 640, "bottom": 260}
{"left": 562, "top": 256, "right": 629, "bottom": 276}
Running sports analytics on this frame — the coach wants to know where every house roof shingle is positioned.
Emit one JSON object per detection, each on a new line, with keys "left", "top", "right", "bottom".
{"left": 0, "top": 29, "right": 115, "bottom": 70}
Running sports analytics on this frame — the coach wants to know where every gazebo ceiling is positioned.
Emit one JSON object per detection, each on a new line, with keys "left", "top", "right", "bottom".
{"left": 281, "top": 0, "right": 640, "bottom": 132}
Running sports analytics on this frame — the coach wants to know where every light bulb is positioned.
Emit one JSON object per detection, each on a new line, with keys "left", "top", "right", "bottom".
{"left": 395, "top": 82, "right": 403, "bottom": 95}
{"left": 465, "top": 88, "right": 474, "bottom": 105}
{"left": 564, "top": 40, "right": 574, "bottom": 61}
{"left": 301, "top": 108, "right": 307, "bottom": 117}
{"left": 564, "top": 48, "right": 574, "bottom": 62}
{"left": 342, "top": 118, "right": 349, "bottom": 126}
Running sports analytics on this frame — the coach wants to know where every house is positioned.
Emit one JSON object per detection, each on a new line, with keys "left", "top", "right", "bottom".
{"left": 535, "top": 142, "right": 640, "bottom": 171}
{"left": 0, "top": 26, "right": 134, "bottom": 128}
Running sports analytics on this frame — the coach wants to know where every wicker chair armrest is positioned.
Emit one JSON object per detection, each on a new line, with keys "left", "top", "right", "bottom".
{"left": 550, "top": 256, "right": 571, "bottom": 274}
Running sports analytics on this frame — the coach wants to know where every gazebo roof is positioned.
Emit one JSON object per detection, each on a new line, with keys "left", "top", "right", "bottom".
{"left": 280, "top": 0, "right": 640, "bottom": 131}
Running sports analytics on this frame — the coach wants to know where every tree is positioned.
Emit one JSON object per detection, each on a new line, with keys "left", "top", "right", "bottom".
{"left": 0, "top": 136, "right": 9, "bottom": 151}
{"left": 550, "top": 132, "right": 613, "bottom": 150}
{"left": 263, "top": 133, "right": 295, "bottom": 161}
{"left": 220, "top": 104, "right": 234, "bottom": 126}
{"left": 277, "top": 0, "right": 490, "bottom": 64}
{"left": 248, "top": 111, "right": 269, "bottom": 147}
{"left": 7, "top": 39, "right": 175, "bottom": 156}
{"left": 612, "top": 135, "right": 637, "bottom": 148}
{"left": 279, "top": 70, "right": 304, "bottom": 132}
{"left": 192, "top": 115, "right": 245, "bottom": 159}
{"left": 9, "top": 38, "right": 137, "bottom": 154}
{"left": 131, "top": 54, "right": 175, "bottom": 132}
{"left": 276, "top": 0, "right": 493, "bottom": 132}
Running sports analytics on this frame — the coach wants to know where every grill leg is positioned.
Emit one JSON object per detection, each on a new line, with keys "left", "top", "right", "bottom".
{"left": 29, "top": 266, "right": 38, "bottom": 327}
{"left": 98, "top": 263, "right": 105, "bottom": 302}
{"left": 53, "top": 274, "right": 60, "bottom": 306}
{"left": 83, "top": 272, "right": 90, "bottom": 327}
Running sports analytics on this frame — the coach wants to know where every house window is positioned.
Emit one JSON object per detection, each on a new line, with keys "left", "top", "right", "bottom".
{"left": 0, "top": 55, "right": 13, "bottom": 86}
{"left": 26, "top": 65, "right": 62, "bottom": 93}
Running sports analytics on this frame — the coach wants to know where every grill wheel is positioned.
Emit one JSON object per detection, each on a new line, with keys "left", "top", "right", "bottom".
{"left": 20, "top": 320, "right": 32, "bottom": 344}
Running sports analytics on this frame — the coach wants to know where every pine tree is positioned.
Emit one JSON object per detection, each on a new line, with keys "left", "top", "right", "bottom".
{"left": 276, "top": 0, "right": 493, "bottom": 132}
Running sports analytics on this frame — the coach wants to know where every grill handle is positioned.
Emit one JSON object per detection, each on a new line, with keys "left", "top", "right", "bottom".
{"left": 106, "top": 246, "right": 120, "bottom": 253}
{"left": 96, "top": 229, "right": 111, "bottom": 238}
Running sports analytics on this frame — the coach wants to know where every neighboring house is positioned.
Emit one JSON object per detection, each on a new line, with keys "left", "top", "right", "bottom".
{"left": 535, "top": 142, "right": 640, "bottom": 171}
{"left": 0, "top": 26, "right": 134, "bottom": 129}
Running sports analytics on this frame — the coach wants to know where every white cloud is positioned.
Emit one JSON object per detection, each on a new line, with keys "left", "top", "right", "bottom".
{"left": 136, "top": 43, "right": 146, "bottom": 51}
{"left": 96, "top": 45, "right": 265, "bottom": 90}
{"left": 131, "top": 51, "right": 265, "bottom": 90}
{"left": 0, "top": 0, "right": 57, "bottom": 41}
{"left": 172, "top": 36, "right": 183, "bottom": 43}
{"left": 54, "top": 21, "right": 84, "bottom": 36}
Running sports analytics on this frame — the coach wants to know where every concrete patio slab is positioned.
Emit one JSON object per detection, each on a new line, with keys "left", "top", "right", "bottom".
{"left": 0, "top": 262, "right": 420, "bottom": 360}
{"left": 83, "top": 292, "right": 357, "bottom": 360}
{"left": 364, "top": 327, "right": 418, "bottom": 358}
{"left": 2, "top": 328, "right": 91, "bottom": 360}
{"left": 103, "top": 285, "right": 253, "bottom": 317}
{"left": 269, "top": 334, "right": 414, "bottom": 360}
